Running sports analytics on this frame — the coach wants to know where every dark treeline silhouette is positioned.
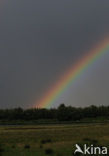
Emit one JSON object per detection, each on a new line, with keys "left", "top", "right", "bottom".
{"left": 0, "top": 104, "right": 109, "bottom": 122}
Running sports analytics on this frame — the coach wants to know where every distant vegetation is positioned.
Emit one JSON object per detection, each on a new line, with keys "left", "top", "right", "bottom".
{"left": 0, "top": 104, "right": 109, "bottom": 124}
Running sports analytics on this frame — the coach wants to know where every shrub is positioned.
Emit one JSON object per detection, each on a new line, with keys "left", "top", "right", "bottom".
{"left": 45, "top": 148, "right": 54, "bottom": 155}
{"left": 41, "top": 138, "right": 52, "bottom": 144}
{"left": 39, "top": 144, "right": 43, "bottom": 149}
{"left": 24, "top": 145, "right": 30, "bottom": 149}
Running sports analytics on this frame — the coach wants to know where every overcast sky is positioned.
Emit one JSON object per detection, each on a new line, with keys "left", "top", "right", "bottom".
{"left": 0, "top": 0, "right": 109, "bottom": 108}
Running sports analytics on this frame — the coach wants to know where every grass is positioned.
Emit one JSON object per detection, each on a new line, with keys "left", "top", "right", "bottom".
{"left": 0, "top": 123, "right": 109, "bottom": 155}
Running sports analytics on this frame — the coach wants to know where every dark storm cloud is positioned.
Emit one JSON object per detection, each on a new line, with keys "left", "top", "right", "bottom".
{"left": 0, "top": 0, "right": 109, "bottom": 108}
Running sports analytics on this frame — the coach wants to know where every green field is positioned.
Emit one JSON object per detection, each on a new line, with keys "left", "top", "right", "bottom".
{"left": 0, "top": 123, "right": 109, "bottom": 156}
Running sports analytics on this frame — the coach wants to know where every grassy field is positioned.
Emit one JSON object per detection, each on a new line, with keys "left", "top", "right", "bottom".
{"left": 0, "top": 123, "right": 109, "bottom": 156}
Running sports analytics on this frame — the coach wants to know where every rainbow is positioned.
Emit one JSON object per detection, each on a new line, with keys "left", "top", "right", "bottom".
{"left": 34, "top": 38, "right": 109, "bottom": 108}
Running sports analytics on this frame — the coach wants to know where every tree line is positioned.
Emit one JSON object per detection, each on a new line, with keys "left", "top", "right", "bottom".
{"left": 0, "top": 104, "right": 109, "bottom": 122}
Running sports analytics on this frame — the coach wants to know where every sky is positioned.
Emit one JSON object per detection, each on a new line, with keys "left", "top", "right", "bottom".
{"left": 0, "top": 0, "right": 109, "bottom": 108}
